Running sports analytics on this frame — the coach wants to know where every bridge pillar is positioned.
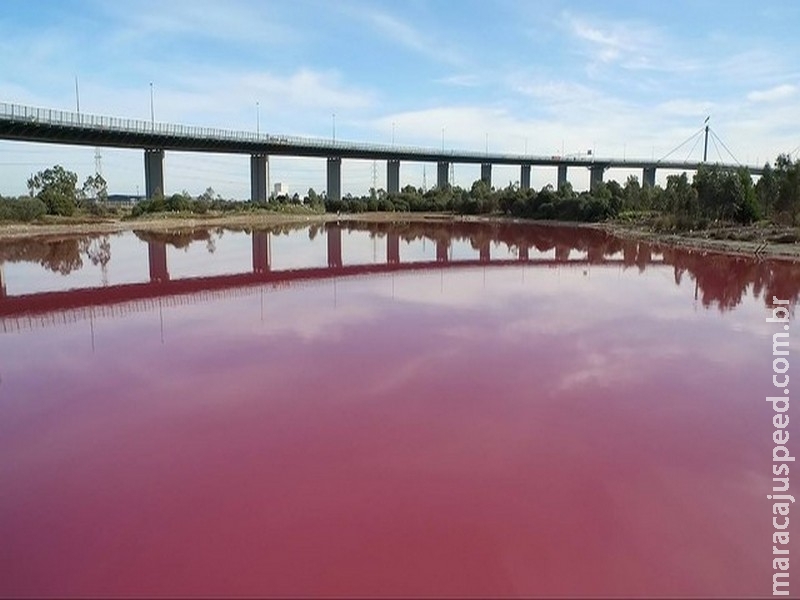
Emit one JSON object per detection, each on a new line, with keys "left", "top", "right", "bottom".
{"left": 327, "top": 157, "right": 342, "bottom": 201}
{"left": 250, "top": 153, "right": 268, "bottom": 202}
{"left": 437, "top": 161, "right": 450, "bottom": 189}
{"left": 387, "top": 159, "right": 400, "bottom": 195}
{"left": 144, "top": 149, "right": 165, "bottom": 199}
{"left": 148, "top": 241, "right": 169, "bottom": 282}
{"left": 481, "top": 163, "right": 492, "bottom": 187}
{"left": 643, "top": 166, "right": 656, "bottom": 188}
{"left": 589, "top": 165, "right": 605, "bottom": 192}
{"left": 252, "top": 231, "right": 271, "bottom": 273}
{"left": 518, "top": 245, "right": 529, "bottom": 261}
{"left": 479, "top": 240, "right": 490, "bottom": 263}
{"left": 557, "top": 164, "right": 568, "bottom": 190}
{"left": 436, "top": 240, "right": 449, "bottom": 262}
{"left": 387, "top": 232, "right": 400, "bottom": 264}
{"left": 520, "top": 165, "right": 531, "bottom": 190}
{"left": 327, "top": 225, "right": 342, "bottom": 268}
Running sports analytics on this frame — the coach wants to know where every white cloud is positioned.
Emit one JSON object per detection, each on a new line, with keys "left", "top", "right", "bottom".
{"left": 99, "top": 0, "right": 295, "bottom": 47}
{"left": 560, "top": 10, "right": 702, "bottom": 76}
{"left": 356, "top": 8, "right": 464, "bottom": 66}
{"left": 435, "top": 74, "right": 483, "bottom": 87}
{"left": 747, "top": 84, "right": 797, "bottom": 103}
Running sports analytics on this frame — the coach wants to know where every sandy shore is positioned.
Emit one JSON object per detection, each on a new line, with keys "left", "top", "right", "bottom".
{"left": 1, "top": 212, "right": 798, "bottom": 261}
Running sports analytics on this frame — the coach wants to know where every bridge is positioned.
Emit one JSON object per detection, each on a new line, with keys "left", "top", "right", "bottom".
{"left": 0, "top": 225, "right": 665, "bottom": 332}
{"left": 0, "top": 102, "right": 763, "bottom": 201}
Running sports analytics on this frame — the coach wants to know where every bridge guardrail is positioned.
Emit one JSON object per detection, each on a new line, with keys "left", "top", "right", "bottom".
{"left": 0, "top": 102, "right": 759, "bottom": 171}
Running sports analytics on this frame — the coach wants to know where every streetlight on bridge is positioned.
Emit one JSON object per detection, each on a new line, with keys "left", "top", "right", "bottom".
{"left": 149, "top": 82, "right": 154, "bottom": 128}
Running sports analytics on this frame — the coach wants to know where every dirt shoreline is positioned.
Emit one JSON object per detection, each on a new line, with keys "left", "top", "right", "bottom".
{"left": 1, "top": 212, "right": 798, "bottom": 262}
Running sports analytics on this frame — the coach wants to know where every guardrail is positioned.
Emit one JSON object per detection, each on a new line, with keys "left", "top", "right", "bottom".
{"left": 0, "top": 101, "right": 758, "bottom": 170}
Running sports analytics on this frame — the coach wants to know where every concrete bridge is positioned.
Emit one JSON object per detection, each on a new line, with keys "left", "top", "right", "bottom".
{"left": 0, "top": 226, "right": 663, "bottom": 327}
{"left": 0, "top": 103, "right": 763, "bottom": 201}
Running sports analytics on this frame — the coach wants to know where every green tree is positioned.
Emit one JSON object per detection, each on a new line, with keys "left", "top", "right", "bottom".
{"left": 27, "top": 165, "right": 79, "bottom": 216}
{"left": 622, "top": 175, "right": 643, "bottom": 210}
{"left": 82, "top": 173, "right": 108, "bottom": 204}
{"left": 774, "top": 154, "right": 800, "bottom": 225}
{"left": 664, "top": 172, "right": 698, "bottom": 226}
{"left": 756, "top": 162, "right": 779, "bottom": 216}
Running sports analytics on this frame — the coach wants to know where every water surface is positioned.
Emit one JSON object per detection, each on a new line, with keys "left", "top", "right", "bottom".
{"left": 0, "top": 221, "right": 797, "bottom": 597}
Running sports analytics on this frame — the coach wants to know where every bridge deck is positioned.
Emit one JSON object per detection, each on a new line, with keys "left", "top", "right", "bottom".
{"left": 0, "top": 102, "right": 761, "bottom": 173}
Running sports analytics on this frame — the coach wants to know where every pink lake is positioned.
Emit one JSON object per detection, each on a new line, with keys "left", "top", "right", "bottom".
{"left": 0, "top": 221, "right": 797, "bottom": 597}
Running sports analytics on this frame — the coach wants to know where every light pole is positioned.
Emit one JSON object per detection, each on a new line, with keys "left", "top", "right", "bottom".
{"left": 256, "top": 101, "right": 260, "bottom": 136}
{"left": 332, "top": 113, "right": 336, "bottom": 142}
{"left": 485, "top": 132, "right": 488, "bottom": 155}
{"left": 441, "top": 127, "right": 445, "bottom": 151}
{"left": 149, "top": 82, "right": 154, "bottom": 128}
{"left": 392, "top": 121, "right": 396, "bottom": 146}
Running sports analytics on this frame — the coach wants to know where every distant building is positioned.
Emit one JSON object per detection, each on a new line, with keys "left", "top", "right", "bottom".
{"left": 107, "top": 194, "right": 141, "bottom": 205}
{"left": 273, "top": 182, "right": 289, "bottom": 197}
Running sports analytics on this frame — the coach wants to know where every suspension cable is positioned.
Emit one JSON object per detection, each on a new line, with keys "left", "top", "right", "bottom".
{"left": 685, "top": 134, "right": 703, "bottom": 162}
{"left": 709, "top": 128, "right": 742, "bottom": 166}
{"left": 657, "top": 126, "right": 706, "bottom": 163}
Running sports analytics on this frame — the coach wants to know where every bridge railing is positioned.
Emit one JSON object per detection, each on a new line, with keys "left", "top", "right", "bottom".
{"left": 0, "top": 101, "right": 539, "bottom": 160}
{"left": 0, "top": 102, "right": 760, "bottom": 171}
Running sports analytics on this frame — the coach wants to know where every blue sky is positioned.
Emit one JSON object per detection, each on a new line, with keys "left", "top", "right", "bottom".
{"left": 1, "top": 0, "right": 798, "bottom": 196}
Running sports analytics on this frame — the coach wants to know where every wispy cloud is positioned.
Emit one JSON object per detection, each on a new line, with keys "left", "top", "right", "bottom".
{"left": 435, "top": 74, "right": 483, "bottom": 87}
{"left": 560, "top": 11, "right": 698, "bottom": 74}
{"left": 356, "top": 8, "right": 464, "bottom": 67}
{"left": 747, "top": 84, "right": 796, "bottom": 103}
{"left": 98, "top": 0, "right": 295, "bottom": 47}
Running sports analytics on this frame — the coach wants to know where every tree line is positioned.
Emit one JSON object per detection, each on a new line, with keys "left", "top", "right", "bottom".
{"left": 2, "top": 154, "right": 799, "bottom": 229}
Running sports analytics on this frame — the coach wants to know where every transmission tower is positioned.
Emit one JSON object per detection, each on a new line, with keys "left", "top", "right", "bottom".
{"left": 422, "top": 165, "right": 427, "bottom": 192}
{"left": 372, "top": 160, "right": 377, "bottom": 190}
{"left": 94, "top": 148, "right": 102, "bottom": 176}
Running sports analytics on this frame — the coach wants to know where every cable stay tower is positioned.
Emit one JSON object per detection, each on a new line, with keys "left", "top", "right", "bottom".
{"left": 657, "top": 117, "right": 742, "bottom": 167}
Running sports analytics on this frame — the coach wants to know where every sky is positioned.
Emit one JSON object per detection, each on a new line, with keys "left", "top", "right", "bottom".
{"left": 1, "top": 0, "right": 799, "bottom": 197}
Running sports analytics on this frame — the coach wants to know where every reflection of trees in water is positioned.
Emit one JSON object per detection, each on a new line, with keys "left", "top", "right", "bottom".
{"left": 134, "top": 229, "right": 214, "bottom": 250}
{"left": 2, "top": 222, "right": 800, "bottom": 312}
{"left": 332, "top": 220, "right": 800, "bottom": 312}
{"left": 0, "top": 235, "right": 114, "bottom": 276}
{"left": 134, "top": 223, "right": 314, "bottom": 252}
{"left": 86, "top": 236, "right": 112, "bottom": 285}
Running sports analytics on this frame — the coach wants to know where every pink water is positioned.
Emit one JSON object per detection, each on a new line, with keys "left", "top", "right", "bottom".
{"left": 0, "top": 222, "right": 796, "bottom": 597}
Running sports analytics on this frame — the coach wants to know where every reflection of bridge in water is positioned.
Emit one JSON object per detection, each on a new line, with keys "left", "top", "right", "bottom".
{"left": 0, "top": 225, "right": 665, "bottom": 333}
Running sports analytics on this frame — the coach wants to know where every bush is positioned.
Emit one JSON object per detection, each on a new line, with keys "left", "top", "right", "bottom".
{"left": 735, "top": 193, "right": 761, "bottom": 224}
{"left": 0, "top": 197, "right": 47, "bottom": 221}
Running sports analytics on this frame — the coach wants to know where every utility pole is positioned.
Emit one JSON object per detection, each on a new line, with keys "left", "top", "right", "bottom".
{"left": 703, "top": 116, "right": 710, "bottom": 162}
